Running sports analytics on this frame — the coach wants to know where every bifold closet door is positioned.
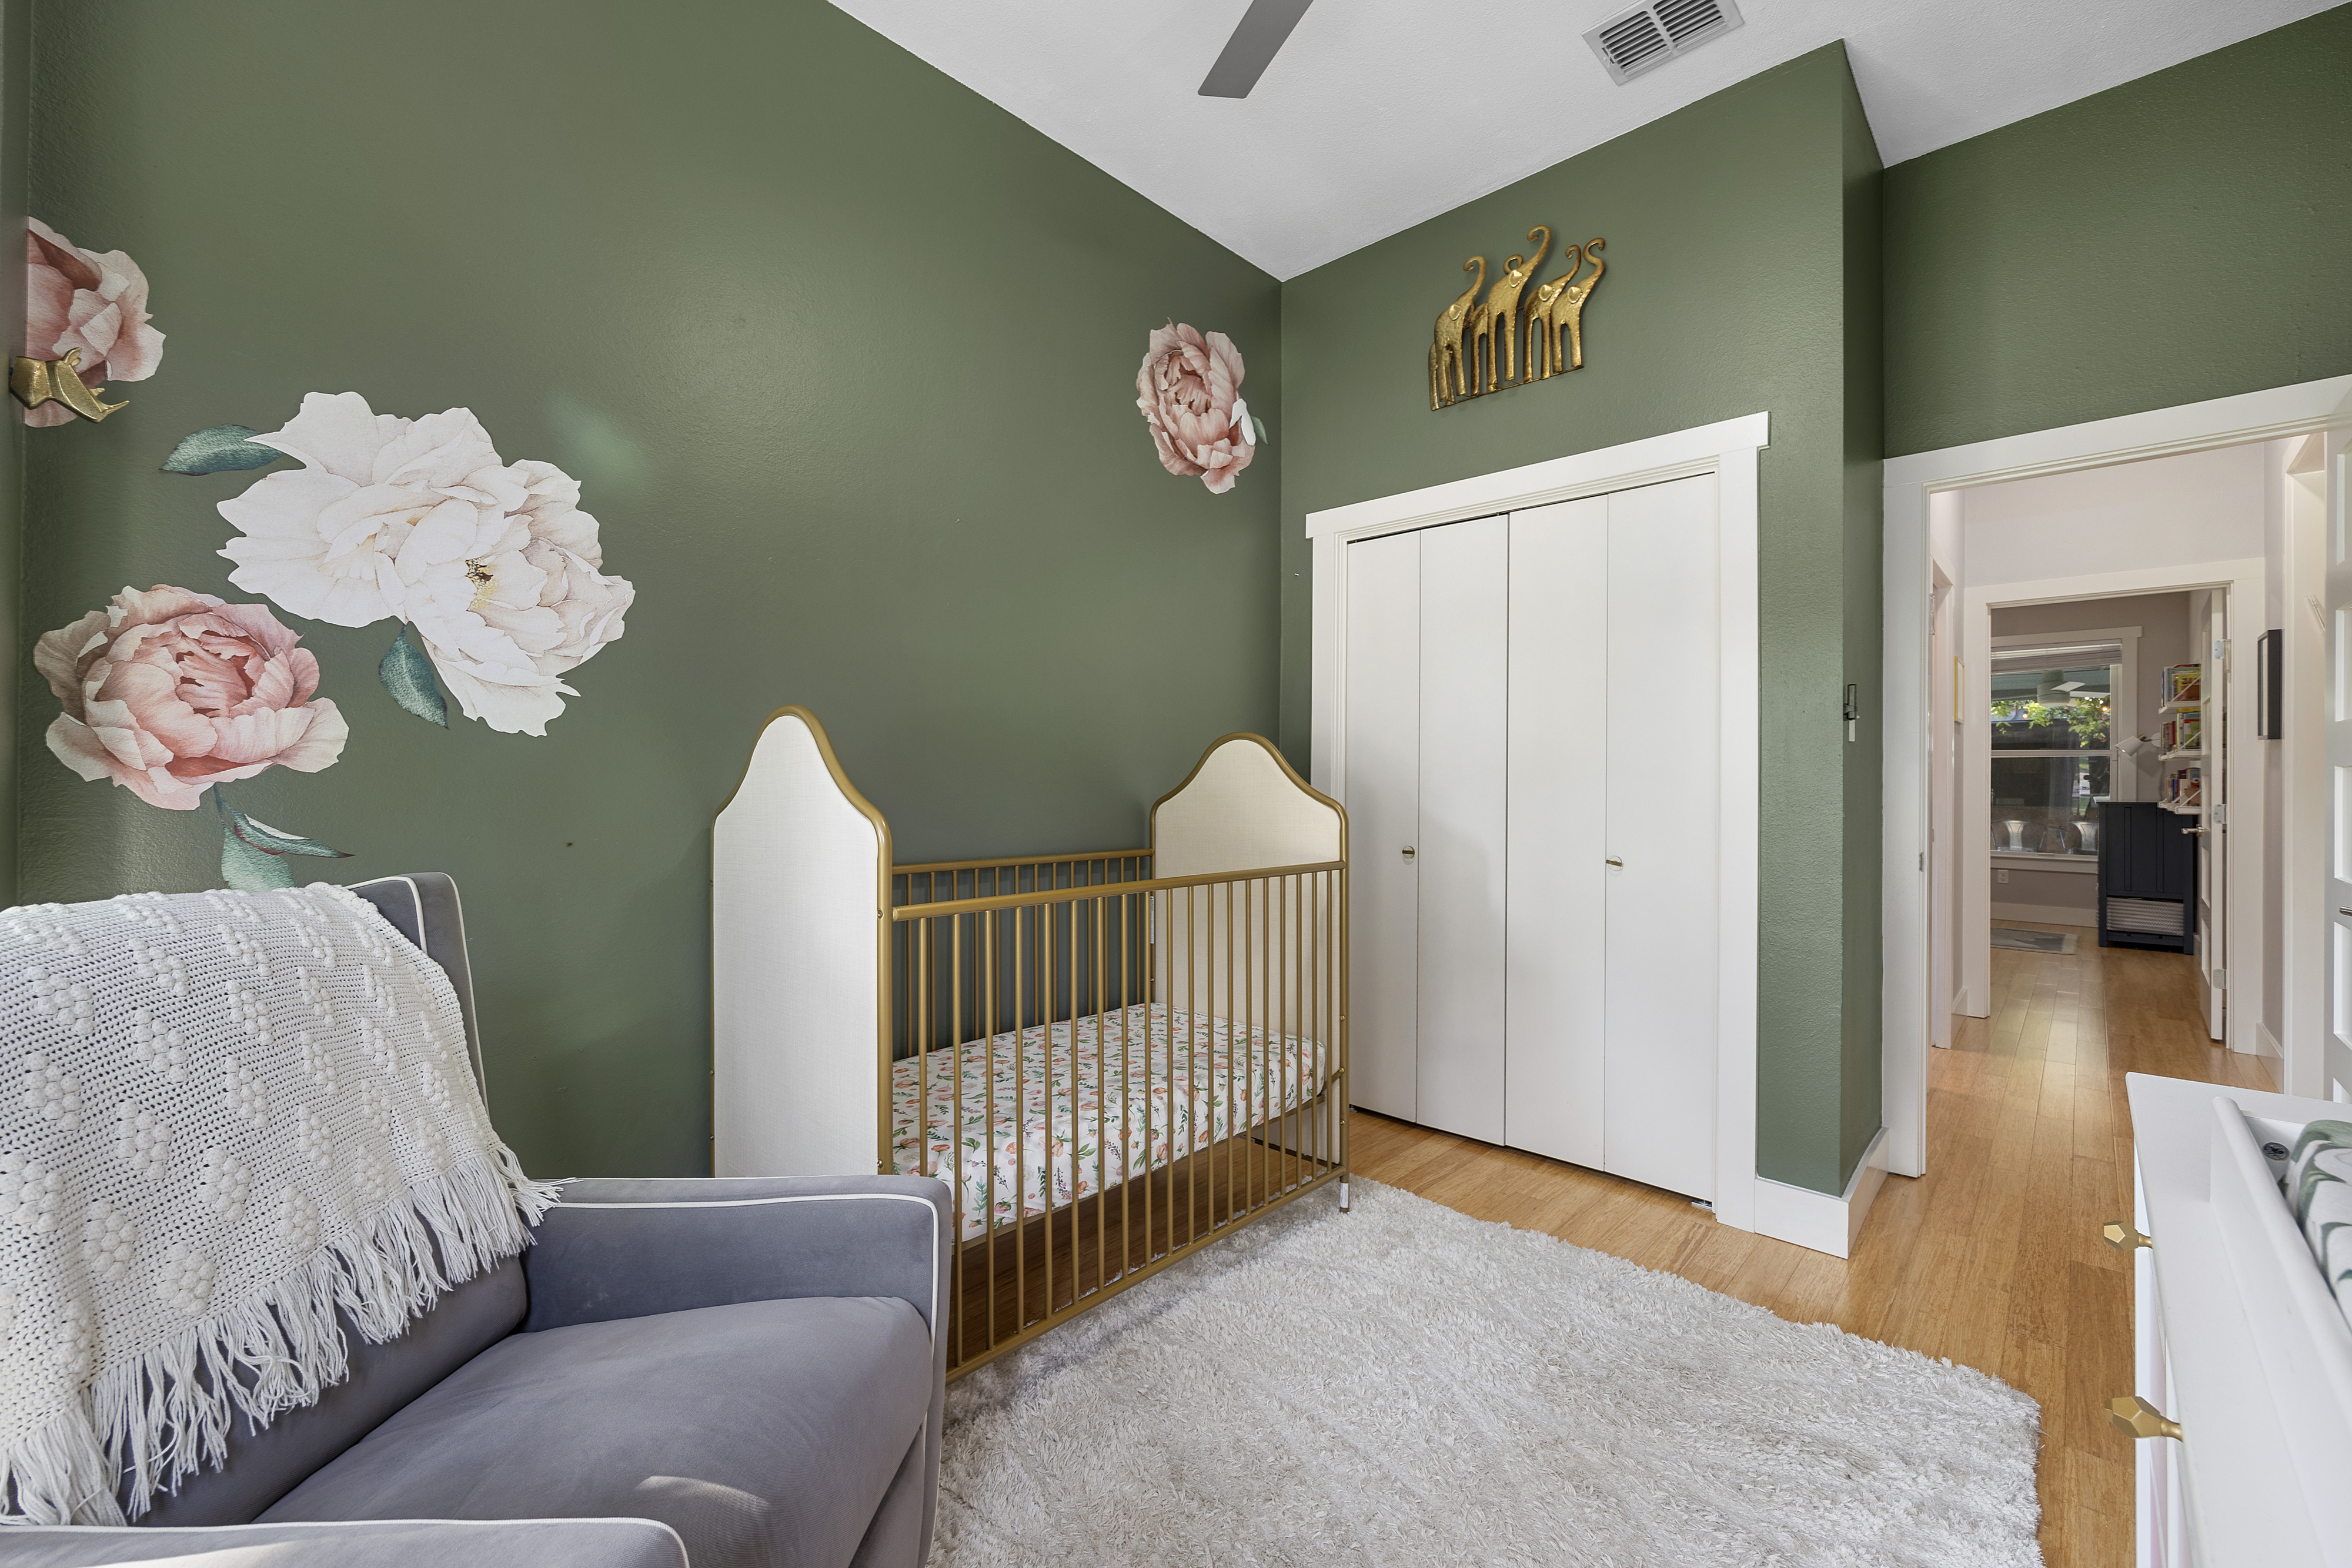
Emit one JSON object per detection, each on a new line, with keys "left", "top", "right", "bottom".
{"left": 1344, "top": 529, "right": 1420, "bottom": 1121}
{"left": 1505, "top": 497, "right": 1609, "bottom": 1168}
{"left": 1416, "top": 516, "right": 1509, "bottom": 1143}
{"left": 1503, "top": 474, "right": 1719, "bottom": 1199}
{"left": 1601, "top": 474, "right": 1719, "bottom": 1199}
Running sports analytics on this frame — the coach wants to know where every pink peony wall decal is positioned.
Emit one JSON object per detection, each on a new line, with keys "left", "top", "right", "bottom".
{"left": 36, "top": 586, "right": 350, "bottom": 888}
{"left": 210, "top": 392, "right": 634, "bottom": 737}
{"left": 36, "top": 587, "right": 348, "bottom": 811}
{"left": 1136, "top": 323, "right": 1258, "bottom": 495}
{"left": 22, "top": 218, "right": 164, "bottom": 427}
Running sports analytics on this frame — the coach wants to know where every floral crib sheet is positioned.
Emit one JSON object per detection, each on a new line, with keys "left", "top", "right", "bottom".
{"left": 891, "top": 1002, "right": 1330, "bottom": 1240}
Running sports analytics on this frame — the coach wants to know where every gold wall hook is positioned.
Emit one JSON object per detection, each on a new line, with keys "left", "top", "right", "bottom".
{"left": 11, "top": 349, "right": 128, "bottom": 422}
{"left": 2107, "top": 1395, "right": 2181, "bottom": 1441}
{"left": 2101, "top": 1219, "right": 2152, "bottom": 1251}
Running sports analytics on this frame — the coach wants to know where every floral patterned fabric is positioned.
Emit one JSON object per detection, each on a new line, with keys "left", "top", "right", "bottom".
{"left": 891, "top": 1002, "right": 1328, "bottom": 1240}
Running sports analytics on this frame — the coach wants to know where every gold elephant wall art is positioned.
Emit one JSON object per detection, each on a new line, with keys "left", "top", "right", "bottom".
{"left": 1428, "top": 228, "right": 1607, "bottom": 410}
{"left": 1429, "top": 256, "right": 1484, "bottom": 409}
{"left": 1469, "top": 228, "right": 1548, "bottom": 393}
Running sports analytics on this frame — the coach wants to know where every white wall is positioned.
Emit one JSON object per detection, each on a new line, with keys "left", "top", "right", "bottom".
{"left": 1992, "top": 862, "right": 2094, "bottom": 924}
{"left": 1965, "top": 443, "right": 2269, "bottom": 590}
{"left": 1929, "top": 493, "right": 1963, "bottom": 1024}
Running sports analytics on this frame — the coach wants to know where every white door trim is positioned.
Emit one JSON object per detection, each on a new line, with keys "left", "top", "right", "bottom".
{"left": 1883, "top": 375, "right": 2352, "bottom": 1180}
{"left": 1308, "top": 412, "right": 1766, "bottom": 1238}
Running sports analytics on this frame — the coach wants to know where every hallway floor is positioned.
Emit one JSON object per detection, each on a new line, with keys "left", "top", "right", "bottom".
{"left": 1349, "top": 920, "right": 2273, "bottom": 1568}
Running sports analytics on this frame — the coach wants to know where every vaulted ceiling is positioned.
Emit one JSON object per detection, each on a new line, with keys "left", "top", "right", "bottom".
{"left": 829, "top": 0, "right": 2336, "bottom": 279}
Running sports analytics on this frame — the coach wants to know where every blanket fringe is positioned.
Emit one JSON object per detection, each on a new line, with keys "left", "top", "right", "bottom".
{"left": 2, "top": 1148, "right": 559, "bottom": 1524}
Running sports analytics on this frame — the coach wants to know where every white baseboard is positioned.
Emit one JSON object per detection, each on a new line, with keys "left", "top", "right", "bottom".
{"left": 2257, "top": 1021, "right": 2286, "bottom": 1091}
{"left": 1989, "top": 901, "right": 2097, "bottom": 927}
{"left": 1752, "top": 1126, "right": 1890, "bottom": 1260}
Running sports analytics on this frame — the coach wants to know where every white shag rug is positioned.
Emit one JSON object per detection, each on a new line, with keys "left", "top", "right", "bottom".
{"left": 935, "top": 1179, "right": 2042, "bottom": 1567}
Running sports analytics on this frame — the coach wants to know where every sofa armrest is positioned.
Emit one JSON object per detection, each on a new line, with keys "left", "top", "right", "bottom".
{"left": 521, "top": 1174, "right": 953, "bottom": 1568}
{"left": 0, "top": 1519, "right": 686, "bottom": 1568}
{"left": 520, "top": 1175, "right": 951, "bottom": 1337}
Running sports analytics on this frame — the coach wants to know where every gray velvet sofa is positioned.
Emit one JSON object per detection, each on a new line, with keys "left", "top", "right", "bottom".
{"left": 2, "top": 874, "right": 951, "bottom": 1568}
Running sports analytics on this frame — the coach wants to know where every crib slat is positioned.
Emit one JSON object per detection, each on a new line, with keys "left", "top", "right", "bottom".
{"left": 911, "top": 854, "right": 1346, "bottom": 1379}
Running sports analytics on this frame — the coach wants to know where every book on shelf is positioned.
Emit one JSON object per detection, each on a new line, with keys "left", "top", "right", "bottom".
{"left": 2164, "top": 663, "right": 2203, "bottom": 703}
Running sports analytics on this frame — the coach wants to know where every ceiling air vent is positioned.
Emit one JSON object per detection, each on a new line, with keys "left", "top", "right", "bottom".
{"left": 1583, "top": 0, "right": 1744, "bottom": 85}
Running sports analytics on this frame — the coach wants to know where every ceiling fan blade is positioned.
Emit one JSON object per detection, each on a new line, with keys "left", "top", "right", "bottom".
{"left": 1198, "top": 0, "right": 1315, "bottom": 98}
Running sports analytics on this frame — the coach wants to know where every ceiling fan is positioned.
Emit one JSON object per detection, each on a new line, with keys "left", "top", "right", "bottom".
{"left": 1198, "top": 0, "right": 1315, "bottom": 98}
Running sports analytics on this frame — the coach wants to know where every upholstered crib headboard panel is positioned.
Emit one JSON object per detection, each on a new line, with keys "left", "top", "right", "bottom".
{"left": 1150, "top": 736, "right": 1346, "bottom": 1033}
{"left": 711, "top": 706, "right": 893, "bottom": 1179}
{"left": 1151, "top": 734, "right": 1345, "bottom": 878}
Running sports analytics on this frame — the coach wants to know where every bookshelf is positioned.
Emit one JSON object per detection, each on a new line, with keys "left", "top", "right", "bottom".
{"left": 2157, "top": 663, "right": 2203, "bottom": 813}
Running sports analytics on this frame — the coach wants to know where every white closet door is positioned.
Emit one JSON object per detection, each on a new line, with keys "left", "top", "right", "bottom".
{"left": 1344, "top": 529, "right": 1421, "bottom": 1121}
{"left": 1505, "top": 496, "right": 1608, "bottom": 1166}
{"left": 1418, "top": 516, "right": 1510, "bottom": 1143}
{"left": 1604, "top": 474, "right": 1720, "bottom": 1199}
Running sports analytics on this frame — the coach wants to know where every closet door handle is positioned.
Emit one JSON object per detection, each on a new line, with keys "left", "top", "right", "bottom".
{"left": 1401, "top": 846, "right": 1415, "bottom": 861}
{"left": 1605, "top": 858, "right": 1623, "bottom": 868}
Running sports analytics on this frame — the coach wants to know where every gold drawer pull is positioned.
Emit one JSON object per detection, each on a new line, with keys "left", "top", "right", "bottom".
{"left": 2107, "top": 1395, "right": 2182, "bottom": 1441}
{"left": 2102, "top": 1220, "right": 2151, "bottom": 1251}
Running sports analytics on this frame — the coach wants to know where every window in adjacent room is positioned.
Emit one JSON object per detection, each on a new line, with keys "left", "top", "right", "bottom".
{"left": 1989, "top": 646, "right": 2119, "bottom": 860}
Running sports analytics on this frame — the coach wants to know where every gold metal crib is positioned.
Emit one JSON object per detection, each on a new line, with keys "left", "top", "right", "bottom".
{"left": 891, "top": 840, "right": 1347, "bottom": 1376}
{"left": 713, "top": 713, "right": 1348, "bottom": 1379}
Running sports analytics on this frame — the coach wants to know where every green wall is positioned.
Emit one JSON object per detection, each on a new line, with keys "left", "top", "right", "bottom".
{"left": 1838, "top": 66, "right": 1884, "bottom": 1183}
{"left": 1277, "top": 44, "right": 1885, "bottom": 1196}
{"left": 1885, "top": 2, "right": 2352, "bottom": 457}
{"left": 18, "top": 0, "right": 1282, "bottom": 1176}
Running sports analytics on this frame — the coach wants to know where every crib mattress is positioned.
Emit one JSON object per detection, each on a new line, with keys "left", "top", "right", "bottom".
{"left": 891, "top": 1002, "right": 1329, "bottom": 1240}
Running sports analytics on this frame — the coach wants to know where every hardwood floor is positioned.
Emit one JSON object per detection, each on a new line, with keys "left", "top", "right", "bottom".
{"left": 1349, "top": 921, "right": 2277, "bottom": 1568}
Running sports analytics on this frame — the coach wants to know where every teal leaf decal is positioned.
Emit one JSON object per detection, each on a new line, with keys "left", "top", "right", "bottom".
{"left": 222, "top": 803, "right": 349, "bottom": 860}
{"left": 162, "top": 425, "right": 285, "bottom": 475}
{"left": 220, "top": 826, "right": 295, "bottom": 891}
{"left": 216, "top": 793, "right": 349, "bottom": 891}
{"left": 1251, "top": 416, "right": 1269, "bottom": 446}
{"left": 379, "top": 626, "right": 447, "bottom": 726}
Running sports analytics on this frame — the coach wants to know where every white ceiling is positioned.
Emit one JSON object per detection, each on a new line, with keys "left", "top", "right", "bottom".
{"left": 829, "top": 0, "right": 2334, "bottom": 280}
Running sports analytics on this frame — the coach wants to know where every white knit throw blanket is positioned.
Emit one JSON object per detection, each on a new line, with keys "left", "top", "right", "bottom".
{"left": 0, "top": 884, "right": 555, "bottom": 1525}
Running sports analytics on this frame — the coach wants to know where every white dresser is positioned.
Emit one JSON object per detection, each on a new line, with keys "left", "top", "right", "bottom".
{"left": 2124, "top": 1072, "right": 2352, "bottom": 1567}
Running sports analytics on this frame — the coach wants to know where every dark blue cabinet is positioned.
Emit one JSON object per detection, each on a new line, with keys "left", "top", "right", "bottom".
{"left": 2096, "top": 801, "right": 2197, "bottom": 952}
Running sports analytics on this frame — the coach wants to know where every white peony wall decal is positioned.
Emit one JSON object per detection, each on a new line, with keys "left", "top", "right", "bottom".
{"left": 183, "top": 393, "right": 634, "bottom": 737}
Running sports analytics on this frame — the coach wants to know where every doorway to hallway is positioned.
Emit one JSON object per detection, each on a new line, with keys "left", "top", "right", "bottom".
{"left": 1884, "top": 375, "right": 2352, "bottom": 1179}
